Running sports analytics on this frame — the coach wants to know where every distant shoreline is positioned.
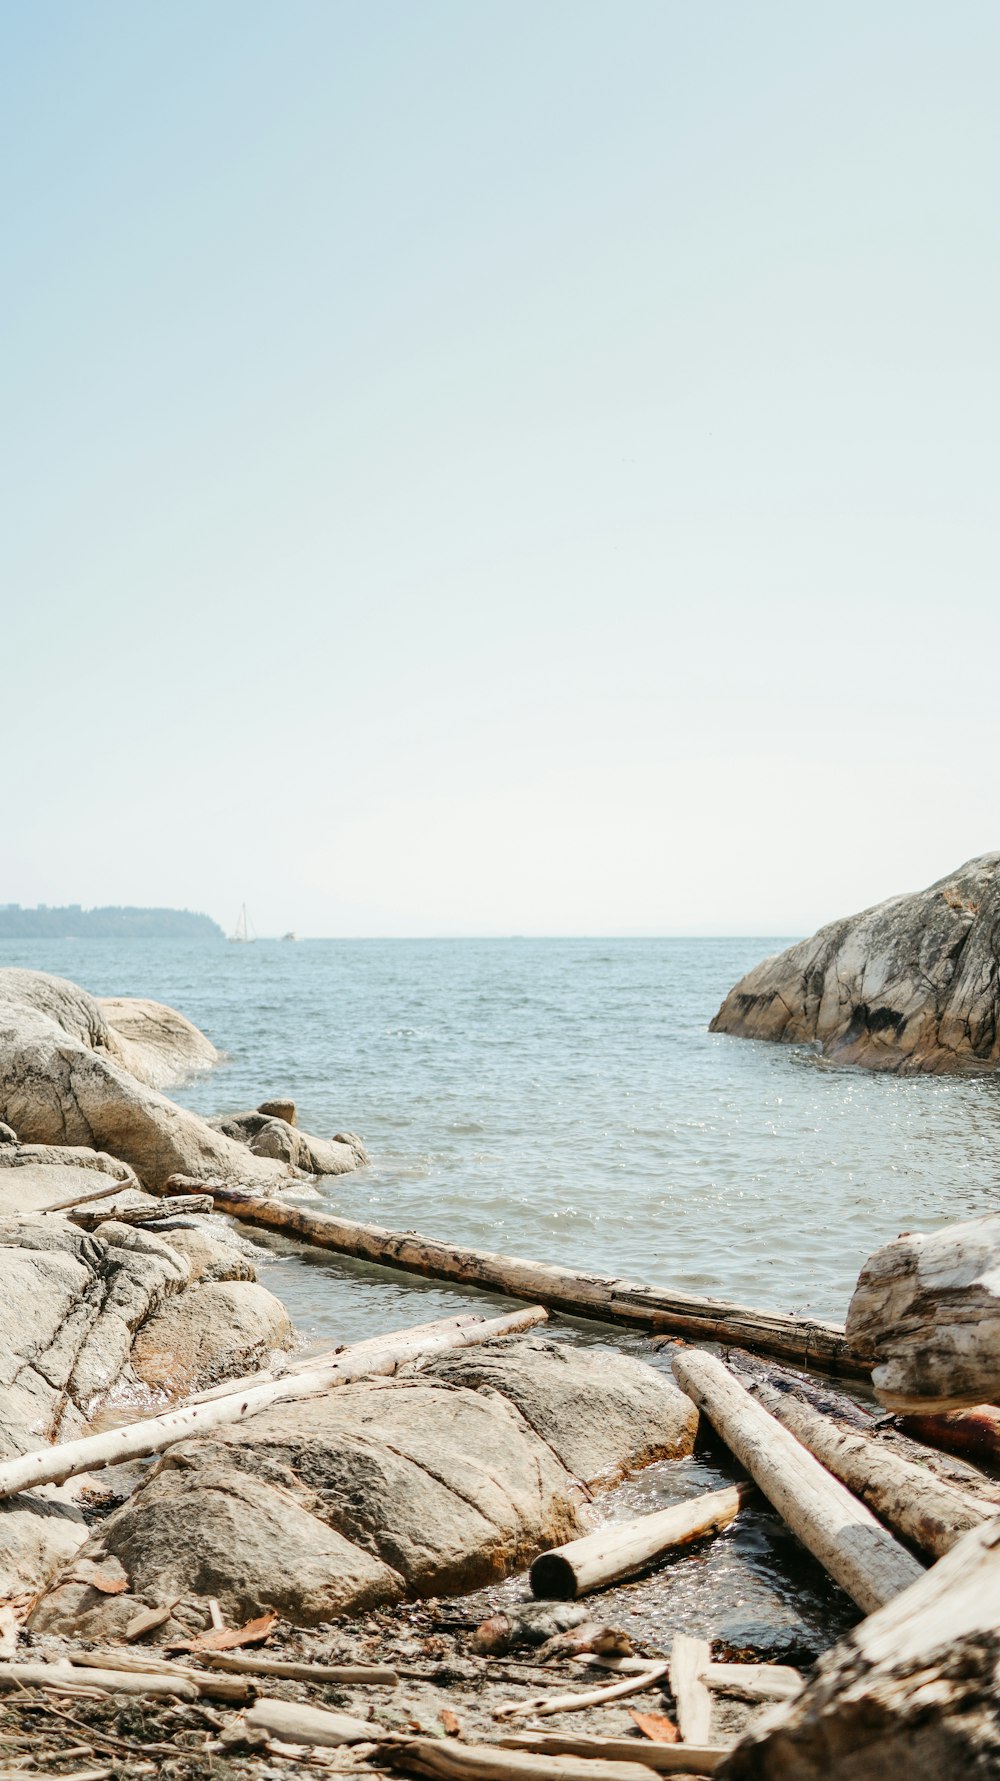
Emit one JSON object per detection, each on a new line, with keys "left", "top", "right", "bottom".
{"left": 0, "top": 905, "right": 223, "bottom": 941}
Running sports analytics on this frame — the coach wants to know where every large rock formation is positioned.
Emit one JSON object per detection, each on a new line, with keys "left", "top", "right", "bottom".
{"left": 0, "top": 970, "right": 365, "bottom": 1190}
{"left": 31, "top": 1338, "right": 698, "bottom": 1638}
{"left": 711, "top": 853, "right": 1000, "bottom": 1073}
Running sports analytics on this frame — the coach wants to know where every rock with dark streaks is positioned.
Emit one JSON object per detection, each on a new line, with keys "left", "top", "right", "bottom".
{"left": 711, "top": 853, "right": 1000, "bottom": 1073}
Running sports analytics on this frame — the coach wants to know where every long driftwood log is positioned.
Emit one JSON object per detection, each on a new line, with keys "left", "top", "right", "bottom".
{"left": 719, "top": 1515, "right": 1000, "bottom": 1777}
{"left": 384, "top": 1741, "right": 665, "bottom": 1781}
{"left": 206, "top": 1186, "right": 858, "bottom": 1372}
{"left": 0, "top": 1660, "right": 201, "bottom": 1701}
{"left": 500, "top": 1733, "right": 724, "bottom": 1776}
{"left": 671, "top": 1351, "right": 924, "bottom": 1613}
{"left": 846, "top": 1213, "right": 1000, "bottom": 1411}
{"left": 530, "top": 1484, "right": 750, "bottom": 1599}
{"left": 0, "top": 1305, "right": 546, "bottom": 1501}
{"left": 739, "top": 1376, "right": 988, "bottom": 1559}
{"left": 188, "top": 1311, "right": 487, "bottom": 1403}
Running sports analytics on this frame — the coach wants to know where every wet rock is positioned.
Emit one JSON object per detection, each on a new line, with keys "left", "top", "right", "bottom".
{"left": 710, "top": 852, "right": 1000, "bottom": 1073}
{"left": 209, "top": 1110, "right": 368, "bottom": 1175}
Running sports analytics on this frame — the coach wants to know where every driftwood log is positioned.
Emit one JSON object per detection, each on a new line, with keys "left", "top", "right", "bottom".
{"left": 671, "top": 1351, "right": 924, "bottom": 1612}
{"left": 69, "top": 1193, "right": 214, "bottom": 1228}
{"left": 0, "top": 1660, "right": 200, "bottom": 1700}
{"left": 530, "top": 1484, "right": 749, "bottom": 1599}
{"left": 670, "top": 1635, "right": 712, "bottom": 1744}
{"left": 899, "top": 1404, "right": 1000, "bottom": 1465}
{"left": 244, "top": 1698, "right": 377, "bottom": 1745}
{"left": 719, "top": 1515, "right": 1000, "bottom": 1777}
{"left": 200, "top": 1651, "right": 399, "bottom": 1684}
{"left": 206, "top": 1186, "right": 858, "bottom": 1372}
{"left": 846, "top": 1213, "right": 1000, "bottom": 1412}
{"left": 385, "top": 1742, "right": 665, "bottom": 1781}
{"left": 494, "top": 1662, "right": 671, "bottom": 1720}
{"left": 0, "top": 1304, "right": 546, "bottom": 1500}
{"left": 740, "top": 1376, "right": 988, "bottom": 1559}
{"left": 501, "top": 1733, "right": 724, "bottom": 1776}
{"left": 188, "top": 1311, "right": 486, "bottom": 1403}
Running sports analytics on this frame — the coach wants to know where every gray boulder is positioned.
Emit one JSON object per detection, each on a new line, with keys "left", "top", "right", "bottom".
{"left": 711, "top": 853, "right": 1000, "bottom": 1073}
{"left": 0, "top": 970, "right": 364, "bottom": 1190}
{"left": 32, "top": 1338, "right": 697, "bottom": 1637}
{"left": 98, "top": 995, "right": 220, "bottom": 1088}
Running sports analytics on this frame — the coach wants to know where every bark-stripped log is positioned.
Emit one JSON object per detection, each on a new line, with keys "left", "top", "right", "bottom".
{"left": 671, "top": 1351, "right": 924, "bottom": 1613}
{"left": 0, "top": 1305, "right": 546, "bottom": 1501}
{"left": 743, "top": 1379, "right": 988, "bottom": 1559}
{"left": 0, "top": 1661, "right": 200, "bottom": 1700}
{"left": 384, "top": 1741, "right": 665, "bottom": 1781}
{"left": 207, "top": 1187, "right": 857, "bottom": 1373}
{"left": 846, "top": 1213, "right": 1000, "bottom": 1412}
{"left": 530, "top": 1485, "right": 749, "bottom": 1599}
{"left": 670, "top": 1635, "right": 712, "bottom": 1744}
{"left": 188, "top": 1312, "right": 486, "bottom": 1403}
{"left": 244, "top": 1698, "right": 377, "bottom": 1745}
{"left": 501, "top": 1733, "right": 724, "bottom": 1776}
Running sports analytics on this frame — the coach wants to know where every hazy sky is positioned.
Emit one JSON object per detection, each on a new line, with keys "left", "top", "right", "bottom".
{"left": 3, "top": 2, "right": 997, "bottom": 936}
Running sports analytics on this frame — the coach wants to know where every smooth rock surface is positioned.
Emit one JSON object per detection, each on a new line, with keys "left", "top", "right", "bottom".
{"left": 421, "top": 1334, "right": 699, "bottom": 1484}
{"left": 99, "top": 994, "right": 219, "bottom": 1088}
{"left": 131, "top": 1277, "right": 293, "bottom": 1395}
{"left": 711, "top": 853, "right": 1000, "bottom": 1073}
{"left": 32, "top": 1338, "right": 693, "bottom": 1635}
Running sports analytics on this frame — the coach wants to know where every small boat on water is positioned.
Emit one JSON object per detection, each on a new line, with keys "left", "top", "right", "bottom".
{"left": 229, "top": 903, "right": 256, "bottom": 944}
{"left": 281, "top": 931, "right": 298, "bottom": 941}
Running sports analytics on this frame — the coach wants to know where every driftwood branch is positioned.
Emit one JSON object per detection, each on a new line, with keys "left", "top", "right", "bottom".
{"left": 205, "top": 1187, "right": 858, "bottom": 1373}
{"left": 671, "top": 1350, "right": 924, "bottom": 1613}
{"left": 0, "top": 1305, "right": 546, "bottom": 1501}
{"left": 244, "top": 1698, "right": 378, "bottom": 1745}
{"left": 670, "top": 1635, "right": 711, "bottom": 1745}
{"left": 383, "top": 1739, "right": 668, "bottom": 1781}
{"left": 0, "top": 1660, "right": 200, "bottom": 1700}
{"left": 494, "top": 1661, "right": 670, "bottom": 1720}
{"left": 530, "top": 1485, "right": 749, "bottom": 1599}
{"left": 69, "top": 1194, "right": 214, "bottom": 1228}
{"left": 500, "top": 1733, "right": 724, "bottom": 1776}
{"left": 200, "top": 1650, "right": 398, "bottom": 1684}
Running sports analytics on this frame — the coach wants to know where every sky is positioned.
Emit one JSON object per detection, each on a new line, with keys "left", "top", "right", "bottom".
{"left": 2, "top": 1, "right": 998, "bottom": 936}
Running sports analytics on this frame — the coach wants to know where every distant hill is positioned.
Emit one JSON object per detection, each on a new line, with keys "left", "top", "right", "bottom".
{"left": 0, "top": 905, "right": 224, "bottom": 940}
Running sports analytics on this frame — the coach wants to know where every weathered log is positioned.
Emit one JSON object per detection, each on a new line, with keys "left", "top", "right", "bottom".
{"left": 207, "top": 1186, "right": 858, "bottom": 1373}
{"left": 38, "top": 1177, "right": 140, "bottom": 1215}
{"left": 65, "top": 1648, "right": 249, "bottom": 1701}
{"left": 701, "top": 1665, "right": 800, "bottom": 1704}
{"left": 494, "top": 1662, "right": 670, "bottom": 1720}
{"left": 501, "top": 1733, "right": 724, "bottom": 1776}
{"left": 719, "top": 1515, "right": 1000, "bottom": 1777}
{"left": 530, "top": 1485, "right": 750, "bottom": 1600}
{"left": 188, "top": 1311, "right": 484, "bottom": 1404}
{"left": 0, "top": 1660, "right": 199, "bottom": 1700}
{"left": 69, "top": 1194, "right": 214, "bottom": 1228}
{"left": 726, "top": 1349, "right": 1000, "bottom": 1506}
{"left": 670, "top": 1635, "right": 712, "bottom": 1745}
{"left": 846, "top": 1213, "right": 1000, "bottom": 1412}
{"left": 742, "top": 1377, "right": 988, "bottom": 1559}
{"left": 471, "top": 1603, "right": 595, "bottom": 1655}
{"left": 384, "top": 1740, "right": 664, "bottom": 1781}
{"left": 0, "top": 1304, "right": 546, "bottom": 1501}
{"left": 244, "top": 1697, "right": 377, "bottom": 1745}
{"left": 671, "top": 1351, "right": 924, "bottom": 1613}
{"left": 899, "top": 1404, "right": 1000, "bottom": 1465}
{"left": 200, "top": 1650, "right": 399, "bottom": 1684}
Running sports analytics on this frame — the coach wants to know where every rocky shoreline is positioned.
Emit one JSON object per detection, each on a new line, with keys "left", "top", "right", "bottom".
{"left": 0, "top": 965, "right": 997, "bottom": 1777}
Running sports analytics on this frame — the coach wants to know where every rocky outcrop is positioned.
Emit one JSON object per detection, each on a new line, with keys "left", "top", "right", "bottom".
{"left": 710, "top": 853, "right": 1000, "bottom": 1073}
{"left": 208, "top": 1110, "right": 367, "bottom": 1176}
{"left": 98, "top": 995, "right": 219, "bottom": 1088}
{"left": 31, "top": 1339, "right": 698, "bottom": 1638}
{"left": 0, "top": 971, "right": 365, "bottom": 1190}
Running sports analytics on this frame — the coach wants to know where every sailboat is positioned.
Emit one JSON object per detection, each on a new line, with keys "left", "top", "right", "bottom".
{"left": 229, "top": 903, "right": 256, "bottom": 944}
